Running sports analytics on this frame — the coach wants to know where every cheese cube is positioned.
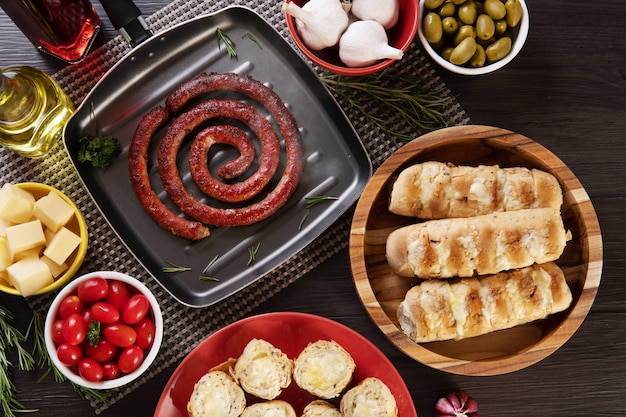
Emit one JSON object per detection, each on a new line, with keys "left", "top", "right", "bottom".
{"left": 12, "top": 245, "right": 44, "bottom": 262}
{"left": 7, "top": 255, "right": 53, "bottom": 296}
{"left": 0, "top": 271, "right": 10, "bottom": 287}
{"left": 0, "top": 183, "right": 35, "bottom": 223}
{"left": 40, "top": 255, "right": 68, "bottom": 278}
{"left": 43, "top": 226, "right": 81, "bottom": 265}
{"left": 33, "top": 191, "right": 75, "bottom": 232}
{"left": 5, "top": 220, "right": 46, "bottom": 254}
{"left": 0, "top": 237, "right": 11, "bottom": 272}
{"left": 0, "top": 216, "right": 11, "bottom": 237}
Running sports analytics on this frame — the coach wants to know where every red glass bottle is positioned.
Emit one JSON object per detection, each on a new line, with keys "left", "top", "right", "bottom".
{"left": 0, "top": 0, "right": 101, "bottom": 63}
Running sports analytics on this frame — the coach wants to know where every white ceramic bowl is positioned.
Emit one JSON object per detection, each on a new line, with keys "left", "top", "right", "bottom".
{"left": 417, "top": 0, "right": 529, "bottom": 75}
{"left": 45, "top": 271, "right": 163, "bottom": 389}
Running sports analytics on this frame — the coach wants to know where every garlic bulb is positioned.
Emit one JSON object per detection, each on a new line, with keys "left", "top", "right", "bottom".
{"left": 282, "top": 0, "right": 349, "bottom": 51}
{"left": 350, "top": 0, "right": 400, "bottom": 29}
{"left": 339, "top": 20, "right": 403, "bottom": 67}
{"left": 341, "top": 0, "right": 352, "bottom": 13}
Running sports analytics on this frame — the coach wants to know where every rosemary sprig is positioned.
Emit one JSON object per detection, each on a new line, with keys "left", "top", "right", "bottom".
{"left": 199, "top": 255, "right": 220, "bottom": 282}
{"left": 242, "top": 31, "right": 262, "bottom": 49}
{"left": 299, "top": 196, "right": 339, "bottom": 229}
{"left": 247, "top": 243, "right": 261, "bottom": 266}
{"left": 162, "top": 260, "right": 192, "bottom": 273}
{"left": 0, "top": 306, "right": 36, "bottom": 417}
{"left": 321, "top": 71, "right": 451, "bottom": 142}
{"left": 216, "top": 28, "right": 237, "bottom": 58}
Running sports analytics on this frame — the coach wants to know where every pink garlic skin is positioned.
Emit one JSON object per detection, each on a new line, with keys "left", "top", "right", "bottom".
{"left": 434, "top": 390, "right": 480, "bottom": 417}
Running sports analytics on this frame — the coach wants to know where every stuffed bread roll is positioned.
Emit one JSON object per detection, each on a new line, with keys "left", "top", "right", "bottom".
{"left": 388, "top": 162, "right": 563, "bottom": 219}
{"left": 187, "top": 370, "right": 246, "bottom": 417}
{"left": 241, "top": 400, "right": 296, "bottom": 417}
{"left": 397, "top": 262, "right": 573, "bottom": 343}
{"left": 386, "top": 207, "right": 569, "bottom": 278}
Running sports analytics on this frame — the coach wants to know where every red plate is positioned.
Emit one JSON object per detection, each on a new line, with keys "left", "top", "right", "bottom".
{"left": 154, "top": 312, "right": 417, "bottom": 416}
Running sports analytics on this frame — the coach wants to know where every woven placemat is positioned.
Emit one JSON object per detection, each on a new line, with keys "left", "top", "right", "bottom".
{"left": 5, "top": 0, "right": 470, "bottom": 413}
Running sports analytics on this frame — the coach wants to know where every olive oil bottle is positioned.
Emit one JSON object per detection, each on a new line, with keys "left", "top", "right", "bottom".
{"left": 0, "top": 66, "right": 74, "bottom": 158}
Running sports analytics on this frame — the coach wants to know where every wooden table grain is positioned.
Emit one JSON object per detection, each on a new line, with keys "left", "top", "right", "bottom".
{"left": 2, "top": 1, "right": 625, "bottom": 416}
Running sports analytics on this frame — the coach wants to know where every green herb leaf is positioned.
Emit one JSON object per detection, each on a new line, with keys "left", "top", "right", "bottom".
{"left": 199, "top": 255, "right": 220, "bottom": 282}
{"left": 87, "top": 320, "right": 101, "bottom": 346}
{"left": 162, "top": 260, "right": 192, "bottom": 273}
{"left": 247, "top": 243, "right": 260, "bottom": 266}
{"left": 299, "top": 196, "right": 338, "bottom": 229}
{"left": 242, "top": 31, "right": 262, "bottom": 49}
{"left": 322, "top": 70, "right": 451, "bottom": 142}
{"left": 216, "top": 28, "right": 237, "bottom": 58}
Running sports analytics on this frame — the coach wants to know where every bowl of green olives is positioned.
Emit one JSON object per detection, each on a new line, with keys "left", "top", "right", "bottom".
{"left": 418, "top": 0, "right": 529, "bottom": 75}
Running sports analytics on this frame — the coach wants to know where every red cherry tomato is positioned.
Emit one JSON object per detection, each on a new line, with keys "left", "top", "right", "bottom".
{"left": 84, "top": 338, "right": 118, "bottom": 362}
{"left": 101, "top": 361, "right": 120, "bottom": 380}
{"left": 134, "top": 317, "right": 156, "bottom": 350}
{"left": 105, "top": 280, "right": 130, "bottom": 311}
{"left": 118, "top": 345, "right": 144, "bottom": 374}
{"left": 104, "top": 323, "right": 137, "bottom": 348}
{"left": 122, "top": 294, "right": 150, "bottom": 325}
{"left": 78, "top": 358, "right": 104, "bottom": 382}
{"left": 81, "top": 307, "right": 93, "bottom": 325}
{"left": 51, "top": 319, "right": 66, "bottom": 345}
{"left": 56, "top": 342, "right": 83, "bottom": 367}
{"left": 91, "top": 302, "right": 120, "bottom": 324}
{"left": 62, "top": 313, "right": 87, "bottom": 345}
{"left": 77, "top": 277, "right": 109, "bottom": 302}
{"left": 58, "top": 295, "right": 83, "bottom": 319}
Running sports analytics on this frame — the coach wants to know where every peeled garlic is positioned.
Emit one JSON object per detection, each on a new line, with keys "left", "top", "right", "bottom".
{"left": 339, "top": 20, "right": 403, "bottom": 67}
{"left": 350, "top": 0, "right": 400, "bottom": 29}
{"left": 282, "top": 0, "right": 349, "bottom": 51}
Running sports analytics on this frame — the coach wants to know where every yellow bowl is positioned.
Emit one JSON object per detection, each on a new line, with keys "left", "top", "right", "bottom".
{"left": 0, "top": 182, "right": 88, "bottom": 296}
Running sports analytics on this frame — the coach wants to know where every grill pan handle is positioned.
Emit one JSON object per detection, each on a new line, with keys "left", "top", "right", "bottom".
{"left": 99, "top": 0, "right": 153, "bottom": 47}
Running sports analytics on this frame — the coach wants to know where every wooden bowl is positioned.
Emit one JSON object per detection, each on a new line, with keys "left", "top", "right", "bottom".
{"left": 349, "top": 125, "right": 603, "bottom": 376}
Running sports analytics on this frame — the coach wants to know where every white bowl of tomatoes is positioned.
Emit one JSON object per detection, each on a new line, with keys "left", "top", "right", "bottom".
{"left": 44, "top": 271, "right": 163, "bottom": 389}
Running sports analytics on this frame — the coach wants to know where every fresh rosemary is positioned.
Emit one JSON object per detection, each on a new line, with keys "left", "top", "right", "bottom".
{"left": 321, "top": 71, "right": 451, "bottom": 142}
{"left": 299, "top": 196, "right": 339, "bottom": 229}
{"left": 199, "top": 255, "right": 220, "bottom": 282}
{"left": 247, "top": 243, "right": 261, "bottom": 266}
{"left": 162, "top": 260, "right": 192, "bottom": 273}
{"left": 216, "top": 27, "right": 237, "bottom": 58}
{"left": 242, "top": 31, "right": 262, "bottom": 49}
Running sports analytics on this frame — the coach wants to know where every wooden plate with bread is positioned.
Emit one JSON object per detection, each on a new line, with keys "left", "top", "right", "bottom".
{"left": 349, "top": 125, "right": 602, "bottom": 376}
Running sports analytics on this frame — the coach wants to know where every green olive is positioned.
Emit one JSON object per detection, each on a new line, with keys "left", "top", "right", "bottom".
{"left": 505, "top": 0, "right": 523, "bottom": 27}
{"left": 469, "top": 44, "right": 486, "bottom": 67}
{"left": 476, "top": 14, "right": 495, "bottom": 40}
{"left": 425, "top": 0, "right": 445, "bottom": 10}
{"left": 438, "top": 2, "right": 457, "bottom": 17}
{"left": 486, "top": 36, "right": 512, "bottom": 61}
{"left": 423, "top": 13, "right": 444, "bottom": 44}
{"left": 453, "top": 24, "right": 476, "bottom": 45}
{"left": 451, "top": 0, "right": 466, "bottom": 5}
{"left": 484, "top": 0, "right": 507, "bottom": 20}
{"left": 442, "top": 17, "right": 459, "bottom": 36}
{"left": 458, "top": 1, "right": 478, "bottom": 24}
{"left": 440, "top": 46, "right": 455, "bottom": 61}
{"left": 450, "top": 36, "right": 477, "bottom": 65}
{"left": 494, "top": 19, "right": 508, "bottom": 35}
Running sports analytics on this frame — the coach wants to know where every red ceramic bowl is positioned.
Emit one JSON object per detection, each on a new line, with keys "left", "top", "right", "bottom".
{"left": 285, "top": 0, "right": 419, "bottom": 76}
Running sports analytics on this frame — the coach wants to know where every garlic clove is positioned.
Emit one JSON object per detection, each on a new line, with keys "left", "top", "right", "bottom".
{"left": 351, "top": 0, "right": 400, "bottom": 30}
{"left": 338, "top": 20, "right": 403, "bottom": 67}
{"left": 282, "top": 0, "right": 349, "bottom": 51}
{"left": 434, "top": 390, "right": 480, "bottom": 417}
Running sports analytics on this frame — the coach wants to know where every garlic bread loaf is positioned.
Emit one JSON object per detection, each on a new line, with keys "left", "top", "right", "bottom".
{"left": 302, "top": 400, "right": 342, "bottom": 417}
{"left": 389, "top": 162, "right": 563, "bottom": 219}
{"left": 293, "top": 340, "right": 355, "bottom": 399}
{"left": 232, "top": 339, "right": 293, "bottom": 400}
{"left": 187, "top": 370, "right": 246, "bottom": 417}
{"left": 397, "top": 262, "right": 573, "bottom": 343}
{"left": 340, "top": 377, "right": 398, "bottom": 417}
{"left": 386, "top": 207, "right": 569, "bottom": 278}
{"left": 241, "top": 400, "right": 296, "bottom": 417}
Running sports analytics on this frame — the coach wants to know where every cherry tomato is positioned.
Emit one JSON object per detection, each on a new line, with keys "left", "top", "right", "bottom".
{"left": 118, "top": 345, "right": 144, "bottom": 374}
{"left": 122, "top": 294, "right": 150, "bottom": 325}
{"left": 81, "top": 307, "right": 93, "bottom": 325}
{"left": 105, "top": 280, "right": 130, "bottom": 311}
{"left": 56, "top": 342, "right": 83, "bottom": 367}
{"left": 91, "top": 302, "right": 120, "bottom": 324}
{"left": 101, "top": 361, "right": 120, "bottom": 380}
{"left": 51, "top": 319, "right": 66, "bottom": 345}
{"left": 62, "top": 313, "right": 88, "bottom": 345}
{"left": 78, "top": 358, "right": 104, "bottom": 382}
{"left": 77, "top": 277, "right": 109, "bottom": 302}
{"left": 84, "top": 338, "right": 117, "bottom": 362}
{"left": 104, "top": 323, "right": 137, "bottom": 348}
{"left": 58, "top": 295, "right": 83, "bottom": 319}
{"left": 134, "top": 317, "right": 156, "bottom": 350}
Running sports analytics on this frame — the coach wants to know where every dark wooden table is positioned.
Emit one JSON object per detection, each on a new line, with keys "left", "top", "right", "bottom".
{"left": 2, "top": 1, "right": 625, "bottom": 416}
